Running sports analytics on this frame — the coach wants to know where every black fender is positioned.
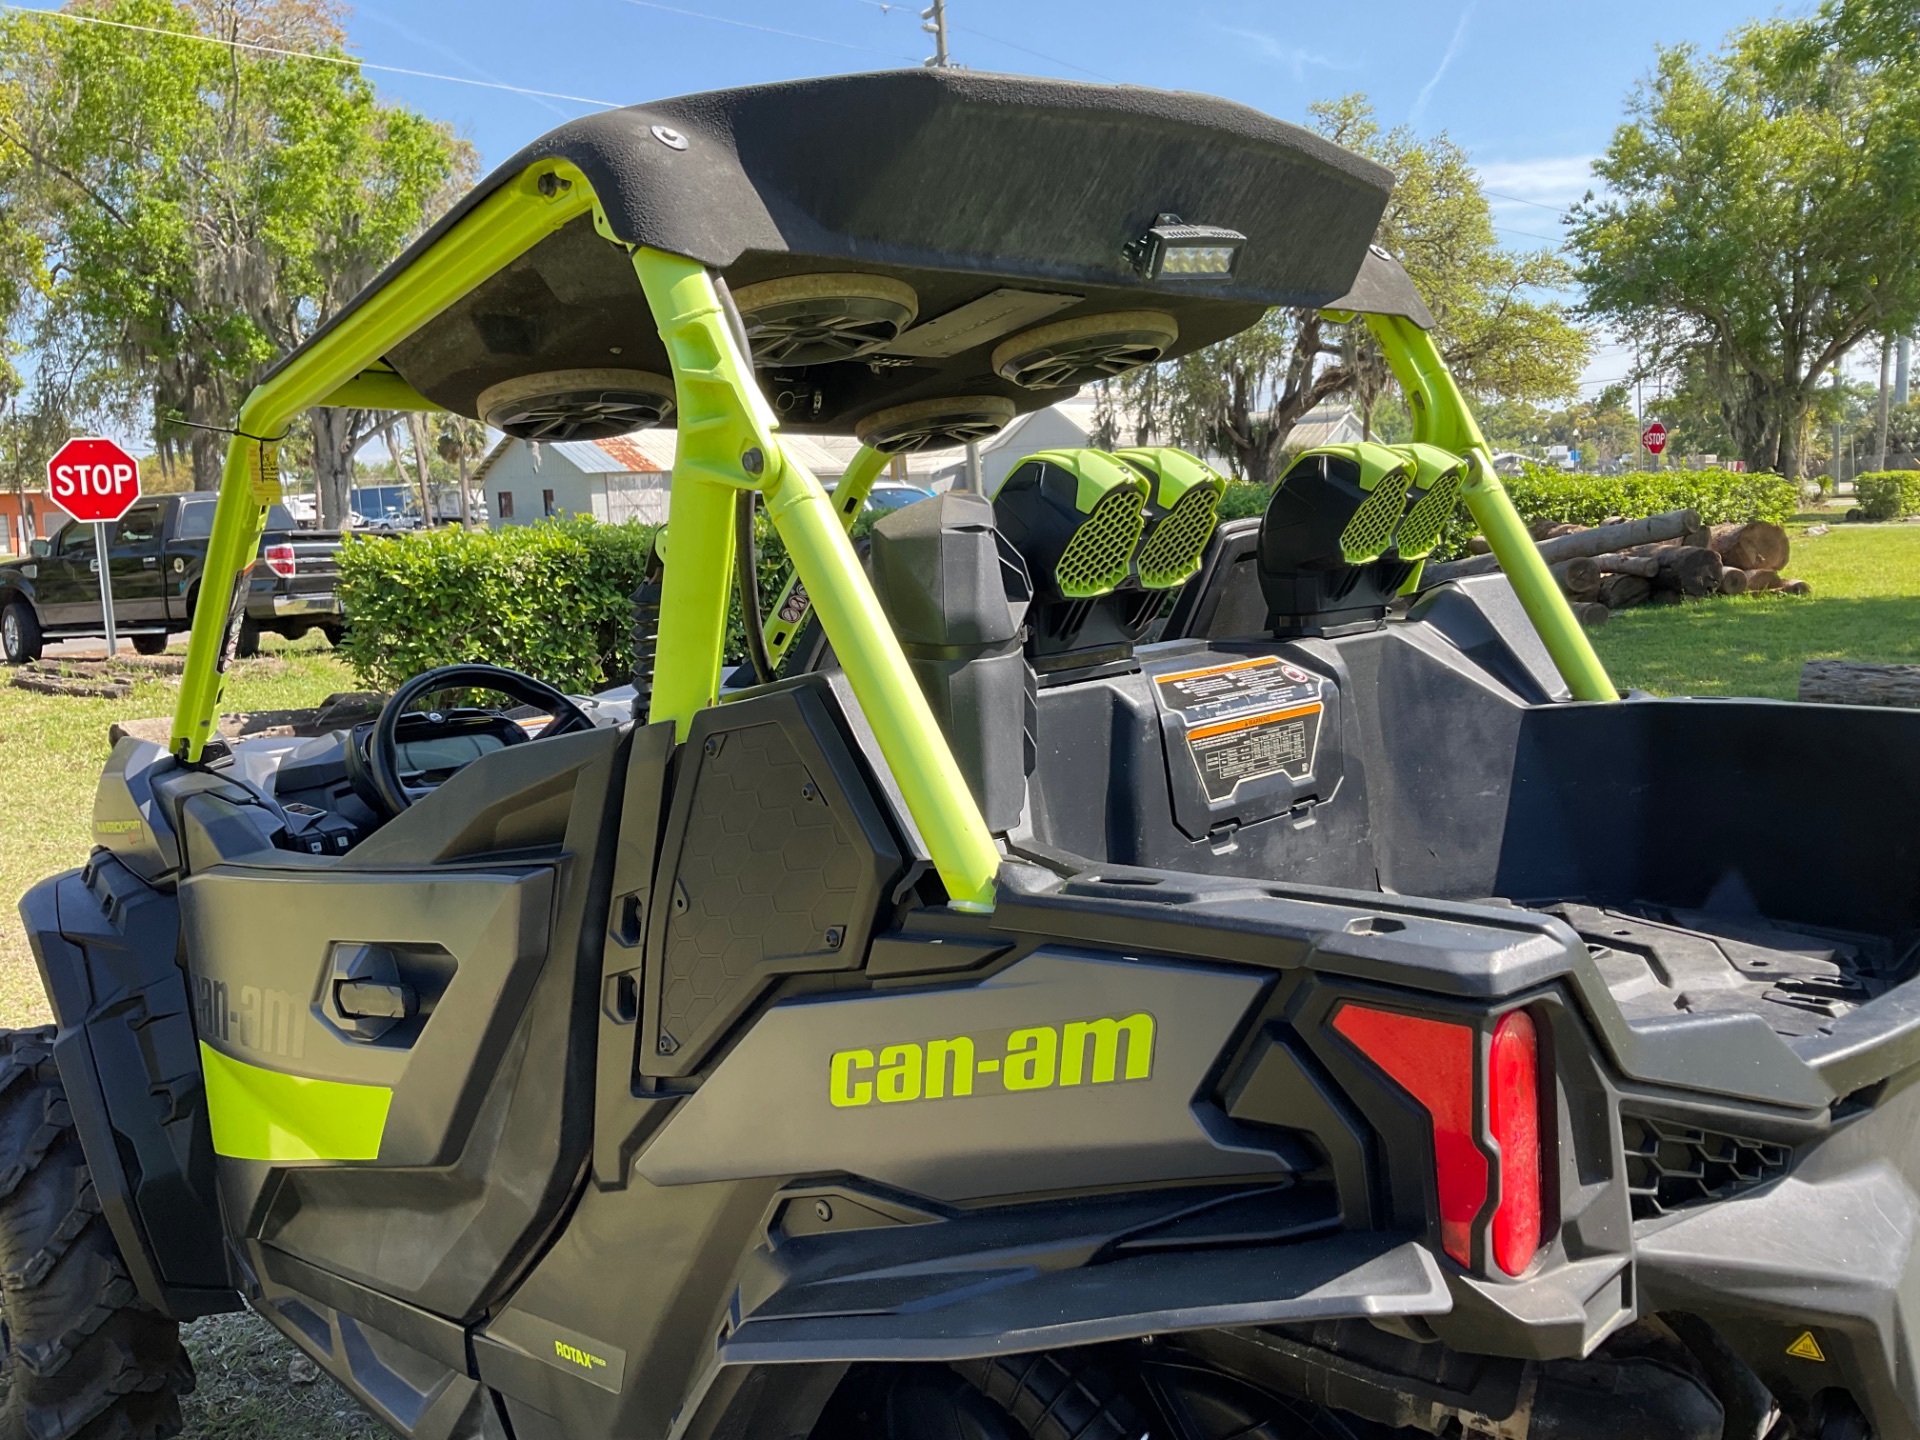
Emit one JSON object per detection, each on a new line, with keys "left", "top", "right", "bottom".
{"left": 20, "top": 858, "right": 238, "bottom": 1320}
{"left": 670, "top": 1215, "right": 1446, "bottom": 1440}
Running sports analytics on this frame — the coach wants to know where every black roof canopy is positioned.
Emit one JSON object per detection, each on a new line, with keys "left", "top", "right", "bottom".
{"left": 312, "top": 70, "right": 1401, "bottom": 438}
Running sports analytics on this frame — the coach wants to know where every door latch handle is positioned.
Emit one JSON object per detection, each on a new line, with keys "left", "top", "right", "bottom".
{"left": 335, "top": 979, "right": 416, "bottom": 1020}
{"left": 324, "top": 943, "right": 419, "bottom": 1042}
{"left": 142, "top": 556, "right": 157, "bottom": 567}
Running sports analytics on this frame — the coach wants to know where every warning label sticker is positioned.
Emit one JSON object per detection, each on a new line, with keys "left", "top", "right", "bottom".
{"left": 1153, "top": 656, "right": 1324, "bottom": 802}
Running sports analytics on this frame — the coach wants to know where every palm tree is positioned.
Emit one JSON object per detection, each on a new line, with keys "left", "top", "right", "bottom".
{"left": 436, "top": 416, "right": 489, "bottom": 526}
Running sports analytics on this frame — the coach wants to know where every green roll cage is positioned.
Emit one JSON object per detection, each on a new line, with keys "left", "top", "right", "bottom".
{"left": 168, "top": 157, "right": 1616, "bottom": 915}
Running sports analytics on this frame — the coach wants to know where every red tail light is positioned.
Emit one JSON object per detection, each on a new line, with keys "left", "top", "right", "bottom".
{"left": 1332, "top": 1003, "right": 1543, "bottom": 1275}
{"left": 1489, "top": 1010, "right": 1541, "bottom": 1276}
{"left": 263, "top": 543, "right": 296, "bottom": 579}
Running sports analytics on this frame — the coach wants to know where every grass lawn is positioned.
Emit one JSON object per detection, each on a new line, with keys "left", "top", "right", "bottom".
{"left": 0, "top": 634, "right": 371, "bottom": 1440}
{"left": 0, "top": 523, "right": 1910, "bottom": 1436}
{"left": 1591, "top": 521, "right": 1920, "bottom": 698}
{"left": 0, "top": 635, "right": 358, "bottom": 1026}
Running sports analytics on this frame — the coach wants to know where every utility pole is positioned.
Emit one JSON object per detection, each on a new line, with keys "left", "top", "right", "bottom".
{"left": 1877, "top": 334, "right": 1893, "bottom": 472}
{"left": 920, "top": 0, "right": 950, "bottom": 66}
{"left": 1900, "top": 335, "right": 1913, "bottom": 410}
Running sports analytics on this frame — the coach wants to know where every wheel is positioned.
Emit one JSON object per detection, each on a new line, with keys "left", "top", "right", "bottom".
{"left": 129, "top": 635, "right": 167, "bottom": 657}
{"left": 232, "top": 617, "right": 261, "bottom": 660}
{"left": 319, "top": 622, "right": 345, "bottom": 650}
{"left": 0, "top": 1027, "right": 192, "bottom": 1439}
{"left": 0, "top": 601, "right": 41, "bottom": 666}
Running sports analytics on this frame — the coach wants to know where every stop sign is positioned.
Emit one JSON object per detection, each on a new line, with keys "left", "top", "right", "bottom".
{"left": 1641, "top": 422, "right": 1669, "bottom": 457}
{"left": 47, "top": 437, "right": 142, "bottom": 523}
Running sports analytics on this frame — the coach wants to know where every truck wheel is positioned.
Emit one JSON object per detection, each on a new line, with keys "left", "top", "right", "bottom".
{"left": 0, "top": 1028, "right": 192, "bottom": 1440}
{"left": 1, "top": 602, "right": 41, "bottom": 666}
{"left": 130, "top": 635, "right": 167, "bottom": 657}
{"left": 232, "top": 617, "right": 261, "bottom": 660}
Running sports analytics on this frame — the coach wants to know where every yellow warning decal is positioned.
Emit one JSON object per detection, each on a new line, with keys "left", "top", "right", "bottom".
{"left": 1786, "top": 1331, "right": 1826, "bottom": 1362}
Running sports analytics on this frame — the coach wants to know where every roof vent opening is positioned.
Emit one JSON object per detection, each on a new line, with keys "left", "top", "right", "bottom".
{"left": 477, "top": 369, "right": 676, "bottom": 442}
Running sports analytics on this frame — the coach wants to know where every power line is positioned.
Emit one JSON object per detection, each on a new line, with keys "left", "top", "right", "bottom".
{"left": 0, "top": 3, "right": 622, "bottom": 106}
{"left": 1494, "top": 224, "right": 1565, "bottom": 244}
{"left": 849, "top": 0, "right": 1118, "bottom": 83}
{"left": 1483, "top": 188, "right": 1574, "bottom": 216}
{"left": 948, "top": 24, "right": 1117, "bottom": 82}
{"left": 617, "top": 0, "right": 919, "bottom": 61}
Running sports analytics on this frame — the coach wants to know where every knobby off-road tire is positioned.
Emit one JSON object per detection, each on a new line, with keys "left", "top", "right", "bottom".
{"left": 0, "top": 1028, "right": 192, "bottom": 1440}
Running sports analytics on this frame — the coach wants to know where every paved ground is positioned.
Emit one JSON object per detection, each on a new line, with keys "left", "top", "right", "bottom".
{"left": 42, "top": 632, "right": 187, "bottom": 659}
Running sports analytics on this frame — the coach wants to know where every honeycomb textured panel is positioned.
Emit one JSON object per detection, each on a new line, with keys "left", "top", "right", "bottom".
{"left": 1620, "top": 1112, "right": 1790, "bottom": 1220}
{"left": 1055, "top": 487, "right": 1147, "bottom": 598}
{"left": 1393, "top": 468, "right": 1461, "bottom": 560}
{"left": 1138, "top": 486, "right": 1221, "bottom": 590}
{"left": 643, "top": 681, "right": 903, "bottom": 1078}
{"left": 1338, "top": 470, "right": 1413, "bottom": 564}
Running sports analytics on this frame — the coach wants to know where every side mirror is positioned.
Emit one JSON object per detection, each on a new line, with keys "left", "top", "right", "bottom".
{"left": 28, "top": 539, "right": 49, "bottom": 558}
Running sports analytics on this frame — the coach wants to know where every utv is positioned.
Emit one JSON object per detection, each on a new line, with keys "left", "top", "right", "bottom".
{"left": 14, "top": 69, "right": 1920, "bottom": 1440}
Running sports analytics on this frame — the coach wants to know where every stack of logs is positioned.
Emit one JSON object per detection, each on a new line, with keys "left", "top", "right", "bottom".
{"left": 1422, "top": 509, "right": 1807, "bottom": 626}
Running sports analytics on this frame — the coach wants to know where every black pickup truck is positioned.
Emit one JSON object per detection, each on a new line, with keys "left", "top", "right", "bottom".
{"left": 0, "top": 493, "right": 345, "bottom": 663}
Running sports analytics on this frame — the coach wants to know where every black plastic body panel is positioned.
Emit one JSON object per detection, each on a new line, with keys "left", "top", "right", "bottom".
{"left": 640, "top": 678, "right": 904, "bottom": 1079}
{"left": 184, "top": 723, "right": 630, "bottom": 1324}
{"left": 21, "top": 859, "right": 236, "bottom": 1318}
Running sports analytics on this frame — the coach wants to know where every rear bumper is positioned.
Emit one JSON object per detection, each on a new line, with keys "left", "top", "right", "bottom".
{"left": 270, "top": 591, "right": 341, "bottom": 618}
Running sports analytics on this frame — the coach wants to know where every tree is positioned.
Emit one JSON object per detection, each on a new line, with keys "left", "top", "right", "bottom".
{"left": 0, "top": 0, "right": 472, "bottom": 511}
{"left": 436, "top": 415, "right": 488, "bottom": 525}
{"left": 1113, "top": 97, "right": 1590, "bottom": 484}
{"left": 1569, "top": 0, "right": 1920, "bottom": 479}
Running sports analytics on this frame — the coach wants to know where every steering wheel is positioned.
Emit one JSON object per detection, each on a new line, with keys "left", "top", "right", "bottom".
{"left": 362, "top": 663, "right": 597, "bottom": 817}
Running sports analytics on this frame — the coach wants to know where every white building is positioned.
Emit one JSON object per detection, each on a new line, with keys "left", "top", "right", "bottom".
{"left": 471, "top": 396, "right": 1317, "bottom": 525}
{"left": 474, "top": 430, "right": 957, "bottom": 526}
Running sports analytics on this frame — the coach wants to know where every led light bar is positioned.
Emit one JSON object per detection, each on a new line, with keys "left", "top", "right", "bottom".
{"left": 1127, "top": 213, "right": 1246, "bottom": 281}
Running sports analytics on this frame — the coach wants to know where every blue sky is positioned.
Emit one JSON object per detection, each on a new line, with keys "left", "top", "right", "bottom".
{"left": 346, "top": 0, "right": 1781, "bottom": 187}
{"left": 20, "top": 0, "right": 1822, "bottom": 409}
{"left": 342, "top": 0, "right": 1801, "bottom": 396}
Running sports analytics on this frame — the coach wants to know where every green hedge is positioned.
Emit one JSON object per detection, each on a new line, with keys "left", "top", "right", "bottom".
{"left": 1219, "top": 464, "right": 1797, "bottom": 560}
{"left": 334, "top": 511, "right": 879, "bottom": 695}
{"left": 336, "top": 517, "right": 657, "bottom": 692}
{"left": 1854, "top": 471, "right": 1920, "bottom": 521}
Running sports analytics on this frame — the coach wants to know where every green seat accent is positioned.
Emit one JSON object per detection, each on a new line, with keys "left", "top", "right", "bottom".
{"left": 1388, "top": 442, "right": 1469, "bottom": 560}
{"left": 1137, "top": 482, "right": 1222, "bottom": 589}
{"left": 1394, "top": 466, "right": 1462, "bottom": 559}
{"left": 1055, "top": 486, "right": 1147, "bottom": 597}
{"left": 201, "top": 1042, "right": 393, "bottom": 1162}
{"left": 1339, "top": 469, "right": 1415, "bottom": 563}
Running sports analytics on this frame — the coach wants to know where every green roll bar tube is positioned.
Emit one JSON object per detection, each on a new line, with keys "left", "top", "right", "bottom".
{"left": 762, "top": 443, "right": 889, "bottom": 668}
{"left": 1361, "top": 312, "right": 1617, "bottom": 702}
{"left": 631, "top": 247, "right": 1000, "bottom": 909}
{"left": 168, "top": 163, "right": 1003, "bottom": 912}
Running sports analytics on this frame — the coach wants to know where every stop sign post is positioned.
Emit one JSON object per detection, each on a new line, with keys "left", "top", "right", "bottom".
{"left": 47, "top": 438, "right": 142, "bottom": 658}
{"left": 1642, "top": 421, "right": 1669, "bottom": 457}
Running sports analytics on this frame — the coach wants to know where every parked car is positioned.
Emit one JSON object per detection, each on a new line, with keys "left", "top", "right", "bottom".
{"left": 0, "top": 493, "right": 346, "bottom": 663}
{"left": 826, "top": 478, "right": 934, "bottom": 514}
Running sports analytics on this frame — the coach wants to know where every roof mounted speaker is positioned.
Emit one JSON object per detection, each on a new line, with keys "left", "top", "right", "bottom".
{"left": 477, "top": 369, "right": 676, "bottom": 442}
{"left": 731, "top": 274, "right": 920, "bottom": 367}
{"left": 854, "top": 396, "right": 1016, "bottom": 454}
{"left": 990, "top": 311, "right": 1178, "bottom": 391}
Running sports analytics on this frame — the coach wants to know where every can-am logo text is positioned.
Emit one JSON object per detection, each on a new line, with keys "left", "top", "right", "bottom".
{"left": 829, "top": 1012, "right": 1155, "bottom": 1108}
